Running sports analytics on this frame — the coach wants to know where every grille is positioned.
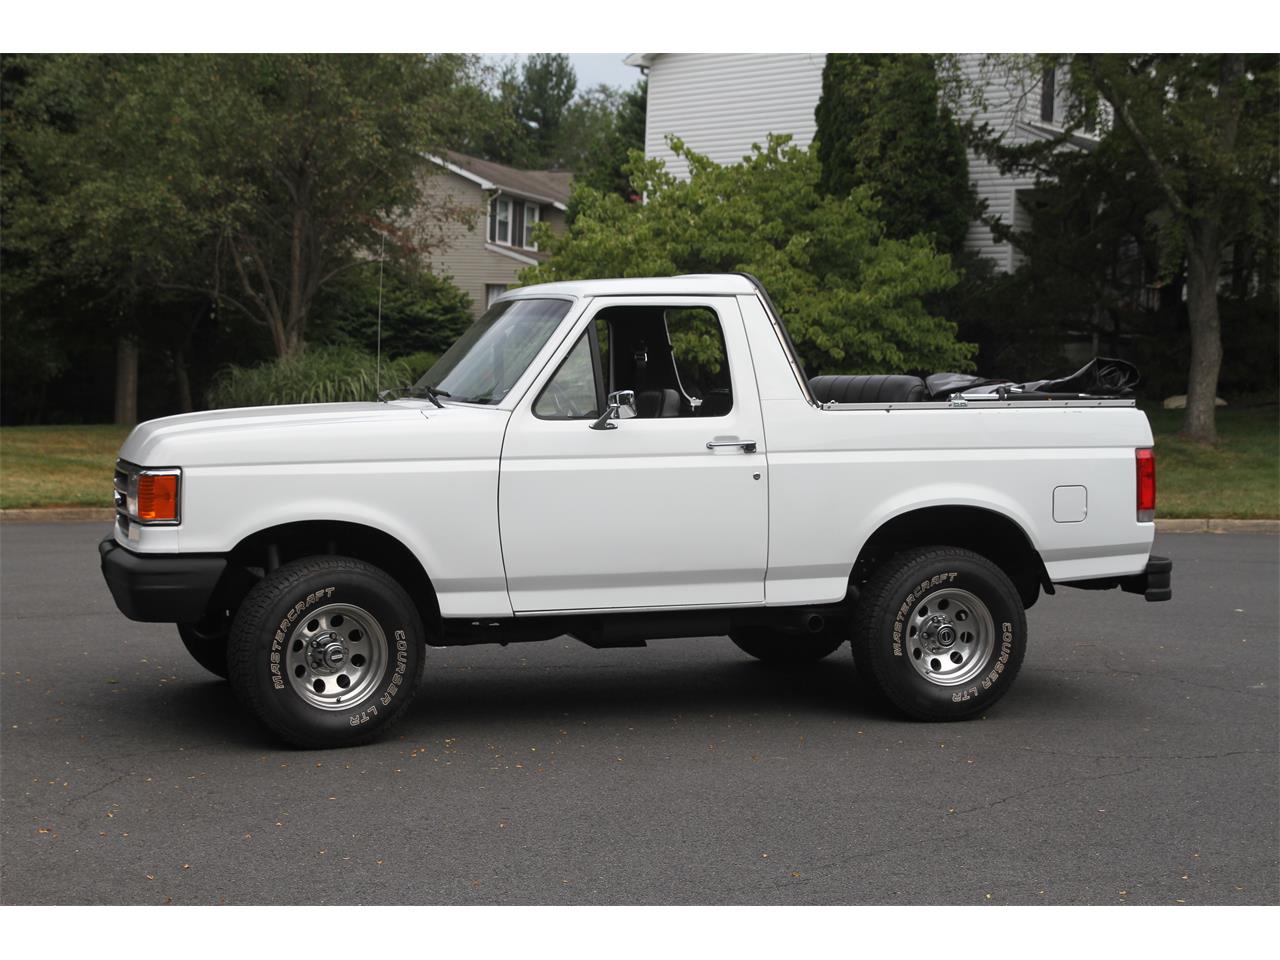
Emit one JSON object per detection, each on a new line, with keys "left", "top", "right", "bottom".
{"left": 113, "top": 461, "right": 131, "bottom": 534}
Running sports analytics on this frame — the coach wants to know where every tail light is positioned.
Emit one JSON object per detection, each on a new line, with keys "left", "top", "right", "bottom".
{"left": 1136, "top": 448, "right": 1156, "bottom": 522}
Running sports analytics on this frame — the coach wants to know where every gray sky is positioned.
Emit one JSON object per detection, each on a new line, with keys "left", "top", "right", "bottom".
{"left": 485, "top": 53, "right": 642, "bottom": 92}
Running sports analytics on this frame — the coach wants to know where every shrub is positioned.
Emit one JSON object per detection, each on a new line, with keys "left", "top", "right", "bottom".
{"left": 522, "top": 136, "right": 972, "bottom": 376}
{"left": 206, "top": 346, "right": 438, "bottom": 409}
{"left": 310, "top": 261, "right": 473, "bottom": 358}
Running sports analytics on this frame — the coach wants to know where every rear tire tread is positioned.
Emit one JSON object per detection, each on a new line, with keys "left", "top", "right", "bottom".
{"left": 852, "top": 545, "right": 1026, "bottom": 721}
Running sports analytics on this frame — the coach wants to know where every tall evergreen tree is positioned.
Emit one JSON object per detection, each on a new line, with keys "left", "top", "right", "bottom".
{"left": 815, "top": 54, "right": 974, "bottom": 257}
{"left": 575, "top": 80, "right": 648, "bottom": 200}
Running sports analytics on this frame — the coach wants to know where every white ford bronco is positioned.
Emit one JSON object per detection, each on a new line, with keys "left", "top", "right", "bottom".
{"left": 100, "top": 274, "right": 1171, "bottom": 748}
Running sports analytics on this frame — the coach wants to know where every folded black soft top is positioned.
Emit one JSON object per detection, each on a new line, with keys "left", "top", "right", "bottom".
{"left": 925, "top": 357, "right": 1140, "bottom": 401}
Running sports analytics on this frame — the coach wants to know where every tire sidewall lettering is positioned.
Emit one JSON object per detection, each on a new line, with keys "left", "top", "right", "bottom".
{"left": 862, "top": 551, "right": 1027, "bottom": 719}
{"left": 268, "top": 586, "right": 337, "bottom": 689}
{"left": 231, "top": 558, "right": 423, "bottom": 747}
{"left": 891, "top": 571, "right": 959, "bottom": 657}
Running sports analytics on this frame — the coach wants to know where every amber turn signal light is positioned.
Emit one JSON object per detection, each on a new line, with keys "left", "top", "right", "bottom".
{"left": 137, "top": 473, "right": 179, "bottom": 522}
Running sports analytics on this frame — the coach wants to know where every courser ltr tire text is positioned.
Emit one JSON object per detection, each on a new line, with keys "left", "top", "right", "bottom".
{"left": 227, "top": 556, "right": 424, "bottom": 748}
{"left": 852, "top": 546, "right": 1026, "bottom": 721}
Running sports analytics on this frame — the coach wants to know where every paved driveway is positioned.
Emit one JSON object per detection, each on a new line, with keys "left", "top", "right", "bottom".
{"left": 1, "top": 524, "right": 1276, "bottom": 904}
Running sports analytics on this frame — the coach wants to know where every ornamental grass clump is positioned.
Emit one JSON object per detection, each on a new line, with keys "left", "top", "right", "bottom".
{"left": 207, "top": 346, "right": 437, "bottom": 408}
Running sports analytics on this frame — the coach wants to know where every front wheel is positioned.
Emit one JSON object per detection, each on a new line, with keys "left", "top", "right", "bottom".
{"left": 852, "top": 546, "right": 1026, "bottom": 721}
{"left": 227, "top": 556, "right": 424, "bottom": 748}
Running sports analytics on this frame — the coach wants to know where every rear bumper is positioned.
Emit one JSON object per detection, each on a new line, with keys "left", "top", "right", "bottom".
{"left": 99, "top": 536, "right": 226, "bottom": 623}
{"left": 1063, "top": 554, "right": 1173, "bottom": 602}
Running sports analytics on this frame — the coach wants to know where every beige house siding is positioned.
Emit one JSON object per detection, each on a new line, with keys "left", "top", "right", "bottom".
{"left": 415, "top": 167, "right": 568, "bottom": 318}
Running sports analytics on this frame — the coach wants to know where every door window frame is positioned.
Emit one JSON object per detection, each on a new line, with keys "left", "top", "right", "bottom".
{"left": 516, "top": 295, "right": 745, "bottom": 424}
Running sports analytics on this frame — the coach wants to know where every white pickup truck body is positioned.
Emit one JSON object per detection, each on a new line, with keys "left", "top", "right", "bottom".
{"left": 102, "top": 274, "right": 1169, "bottom": 746}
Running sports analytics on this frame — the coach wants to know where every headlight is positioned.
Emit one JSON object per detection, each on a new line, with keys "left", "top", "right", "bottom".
{"left": 115, "top": 460, "right": 182, "bottom": 525}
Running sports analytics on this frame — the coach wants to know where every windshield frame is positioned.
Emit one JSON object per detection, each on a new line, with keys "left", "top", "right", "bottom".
{"left": 414, "top": 295, "right": 581, "bottom": 410}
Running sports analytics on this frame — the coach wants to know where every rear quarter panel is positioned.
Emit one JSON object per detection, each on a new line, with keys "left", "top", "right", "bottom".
{"left": 759, "top": 398, "right": 1156, "bottom": 605}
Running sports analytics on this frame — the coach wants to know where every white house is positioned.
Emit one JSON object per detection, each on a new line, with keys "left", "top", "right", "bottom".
{"left": 624, "top": 53, "right": 1097, "bottom": 273}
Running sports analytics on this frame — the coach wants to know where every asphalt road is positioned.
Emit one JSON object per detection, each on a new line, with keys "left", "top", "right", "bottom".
{"left": 1, "top": 523, "right": 1276, "bottom": 905}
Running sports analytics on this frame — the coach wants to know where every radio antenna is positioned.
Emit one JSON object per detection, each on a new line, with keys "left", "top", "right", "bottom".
{"left": 375, "top": 230, "right": 386, "bottom": 399}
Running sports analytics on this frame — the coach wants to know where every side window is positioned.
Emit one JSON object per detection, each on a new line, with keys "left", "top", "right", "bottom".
{"left": 533, "top": 330, "right": 600, "bottom": 419}
{"left": 665, "top": 307, "right": 732, "bottom": 416}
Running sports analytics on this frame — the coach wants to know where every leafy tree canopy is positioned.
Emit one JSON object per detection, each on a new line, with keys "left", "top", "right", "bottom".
{"left": 963, "top": 53, "right": 1279, "bottom": 440}
{"left": 4, "top": 53, "right": 485, "bottom": 364}
{"left": 520, "top": 136, "right": 973, "bottom": 376}
{"left": 461, "top": 55, "right": 645, "bottom": 181}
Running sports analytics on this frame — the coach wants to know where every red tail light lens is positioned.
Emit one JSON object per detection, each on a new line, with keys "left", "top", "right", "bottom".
{"left": 1136, "top": 448, "right": 1156, "bottom": 522}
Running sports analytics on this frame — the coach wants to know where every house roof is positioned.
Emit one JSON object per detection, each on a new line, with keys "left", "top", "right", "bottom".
{"left": 428, "top": 150, "right": 574, "bottom": 210}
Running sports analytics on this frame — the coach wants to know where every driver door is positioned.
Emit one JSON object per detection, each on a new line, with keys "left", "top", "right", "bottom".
{"left": 498, "top": 296, "right": 769, "bottom": 613}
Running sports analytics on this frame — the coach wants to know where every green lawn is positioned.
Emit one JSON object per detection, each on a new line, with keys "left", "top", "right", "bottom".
{"left": 0, "top": 424, "right": 131, "bottom": 509}
{"left": 1145, "top": 403, "right": 1279, "bottom": 519}
{"left": 1, "top": 406, "right": 1276, "bottom": 517}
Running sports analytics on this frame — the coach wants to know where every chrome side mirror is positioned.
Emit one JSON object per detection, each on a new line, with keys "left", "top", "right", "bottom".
{"left": 589, "top": 390, "right": 637, "bottom": 430}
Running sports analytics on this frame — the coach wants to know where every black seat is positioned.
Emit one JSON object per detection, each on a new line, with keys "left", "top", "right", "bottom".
{"left": 808, "top": 374, "right": 928, "bottom": 404}
{"left": 635, "top": 388, "right": 683, "bottom": 418}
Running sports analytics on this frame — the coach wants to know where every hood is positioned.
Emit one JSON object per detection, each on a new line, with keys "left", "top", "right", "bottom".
{"left": 119, "top": 400, "right": 506, "bottom": 468}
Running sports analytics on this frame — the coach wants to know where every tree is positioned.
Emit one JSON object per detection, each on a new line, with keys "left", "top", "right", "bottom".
{"left": 310, "top": 261, "right": 473, "bottom": 359}
{"left": 1069, "top": 54, "right": 1279, "bottom": 443}
{"left": 463, "top": 56, "right": 637, "bottom": 176}
{"left": 960, "top": 107, "right": 1176, "bottom": 383}
{"left": 2, "top": 54, "right": 224, "bottom": 423}
{"left": 511, "top": 53, "right": 577, "bottom": 166}
{"left": 521, "top": 137, "right": 972, "bottom": 375}
{"left": 169, "top": 54, "right": 480, "bottom": 360}
{"left": 574, "top": 80, "right": 648, "bottom": 200}
{"left": 815, "top": 54, "right": 974, "bottom": 257}
{"left": 3, "top": 54, "right": 494, "bottom": 423}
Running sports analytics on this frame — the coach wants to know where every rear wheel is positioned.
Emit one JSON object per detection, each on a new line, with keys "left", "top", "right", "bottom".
{"left": 730, "top": 627, "right": 845, "bottom": 664}
{"left": 852, "top": 546, "right": 1026, "bottom": 720}
{"left": 227, "top": 556, "right": 424, "bottom": 749}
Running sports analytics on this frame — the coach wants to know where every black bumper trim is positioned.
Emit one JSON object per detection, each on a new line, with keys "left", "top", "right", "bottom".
{"left": 99, "top": 536, "right": 227, "bottom": 623}
{"left": 1062, "top": 554, "right": 1173, "bottom": 602}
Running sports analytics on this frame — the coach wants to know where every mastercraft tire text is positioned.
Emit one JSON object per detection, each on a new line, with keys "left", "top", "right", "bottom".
{"left": 852, "top": 546, "right": 1027, "bottom": 721}
{"left": 226, "top": 556, "right": 424, "bottom": 748}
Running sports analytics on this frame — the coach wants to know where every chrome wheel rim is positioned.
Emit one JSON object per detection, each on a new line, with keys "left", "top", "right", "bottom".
{"left": 903, "top": 587, "right": 994, "bottom": 686}
{"left": 283, "top": 603, "right": 387, "bottom": 711}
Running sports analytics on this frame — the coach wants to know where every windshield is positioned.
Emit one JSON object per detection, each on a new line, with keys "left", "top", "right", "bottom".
{"left": 416, "top": 297, "right": 573, "bottom": 405}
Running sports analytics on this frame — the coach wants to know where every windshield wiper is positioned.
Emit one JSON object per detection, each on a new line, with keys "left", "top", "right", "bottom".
{"left": 377, "top": 384, "right": 450, "bottom": 408}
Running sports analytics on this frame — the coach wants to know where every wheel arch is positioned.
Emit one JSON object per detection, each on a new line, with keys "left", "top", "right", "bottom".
{"left": 851, "top": 504, "right": 1052, "bottom": 608}
{"left": 222, "top": 520, "right": 441, "bottom": 637}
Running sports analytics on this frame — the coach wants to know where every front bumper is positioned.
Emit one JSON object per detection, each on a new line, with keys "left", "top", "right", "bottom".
{"left": 1064, "top": 554, "right": 1173, "bottom": 602}
{"left": 99, "top": 536, "right": 226, "bottom": 623}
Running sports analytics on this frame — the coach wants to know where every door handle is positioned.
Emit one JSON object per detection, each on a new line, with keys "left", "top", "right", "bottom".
{"left": 706, "top": 439, "right": 758, "bottom": 453}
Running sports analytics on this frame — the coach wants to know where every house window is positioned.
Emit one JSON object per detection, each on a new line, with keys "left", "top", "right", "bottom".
{"left": 489, "top": 197, "right": 511, "bottom": 245}
{"left": 1040, "top": 68, "right": 1056, "bottom": 124}
{"left": 485, "top": 284, "right": 508, "bottom": 308}
{"left": 523, "top": 203, "right": 540, "bottom": 250}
